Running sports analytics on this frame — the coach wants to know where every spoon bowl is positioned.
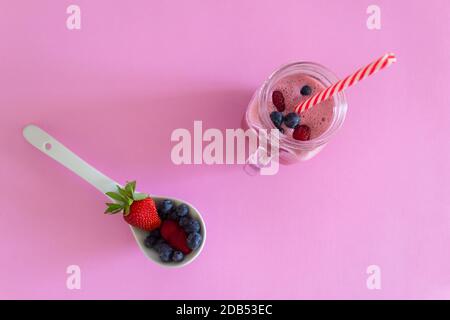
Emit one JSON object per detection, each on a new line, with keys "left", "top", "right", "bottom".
{"left": 23, "top": 124, "right": 206, "bottom": 267}
{"left": 131, "top": 196, "right": 206, "bottom": 268}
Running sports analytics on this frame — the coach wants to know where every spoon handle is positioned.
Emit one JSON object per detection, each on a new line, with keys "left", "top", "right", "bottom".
{"left": 23, "top": 124, "right": 119, "bottom": 195}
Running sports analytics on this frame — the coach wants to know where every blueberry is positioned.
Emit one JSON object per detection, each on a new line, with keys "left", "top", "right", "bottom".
{"left": 284, "top": 112, "right": 301, "bottom": 129}
{"left": 176, "top": 204, "right": 189, "bottom": 217}
{"left": 270, "top": 111, "right": 283, "bottom": 128}
{"left": 172, "top": 251, "right": 184, "bottom": 262}
{"left": 168, "top": 208, "right": 179, "bottom": 220}
{"left": 159, "top": 245, "right": 173, "bottom": 262}
{"left": 148, "top": 229, "right": 160, "bottom": 238}
{"left": 187, "top": 232, "right": 202, "bottom": 250}
{"left": 158, "top": 199, "right": 173, "bottom": 219}
{"left": 184, "top": 219, "right": 200, "bottom": 233}
{"left": 179, "top": 217, "right": 191, "bottom": 227}
{"left": 144, "top": 236, "right": 158, "bottom": 248}
{"left": 158, "top": 243, "right": 172, "bottom": 254}
{"left": 160, "top": 199, "right": 174, "bottom": 212}
{"left": 153, "top": 238, "right": 167, "bottom": 252}
{"left": 300, "top": 85, "right": 312, "bottom": 96}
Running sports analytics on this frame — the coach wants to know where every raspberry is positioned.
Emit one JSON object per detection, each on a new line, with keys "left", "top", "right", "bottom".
{"left": 293, "top": 125, "right": 311, "bottom": 141}
{"left": 160, "top": 220, "right": 192, "bottom": 255}
{"left": 272, "top": 91, "right": 285, "bottom": 112}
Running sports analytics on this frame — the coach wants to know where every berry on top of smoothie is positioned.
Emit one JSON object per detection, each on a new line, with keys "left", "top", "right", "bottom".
{"left": 293, "top": 125, "right": 311, "bottom": 141}
{"left": 284, "top": 112, "right": 301, "bottom": 129}
{"left": 270, "top": 111, "right": 283, "bottom": 127}
{"left": 300, "top": 85, "right": 312, "bottom": 96}
{"left": 270, "top": 111, "right": 285, "bottom": 133}
{"left": 272, "top": 90, "right": 286, "bottom": 112}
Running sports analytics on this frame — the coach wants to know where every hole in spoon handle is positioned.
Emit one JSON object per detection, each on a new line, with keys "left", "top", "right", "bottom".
{"left": 44, "top": 142, "right": 52, "bottom": 151}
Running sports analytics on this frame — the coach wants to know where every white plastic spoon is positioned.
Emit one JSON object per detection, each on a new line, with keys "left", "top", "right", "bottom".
{"left": 22, "top": 124, "right": 206, "bottom": 268}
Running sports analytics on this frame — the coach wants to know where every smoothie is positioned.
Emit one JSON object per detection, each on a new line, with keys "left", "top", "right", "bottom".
{"left": 243, "top": 62, "right": 348, "bottom": 164}
{"left": 268, "top": 74, "right": 334, "bottom": 140}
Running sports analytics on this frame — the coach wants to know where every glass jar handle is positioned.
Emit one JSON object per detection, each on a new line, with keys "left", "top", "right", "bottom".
{"left": 244, "top": 146, "right": 274, "bottom": 176}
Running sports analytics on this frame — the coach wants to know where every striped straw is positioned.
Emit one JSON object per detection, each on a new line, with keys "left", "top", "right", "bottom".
{"left": 294, "top": 53, "right": 397, "bottom": 114}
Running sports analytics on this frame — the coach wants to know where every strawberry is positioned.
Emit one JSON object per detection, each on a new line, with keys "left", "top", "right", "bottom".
{"left": 104, "top": 181, "right": 161, "bottom": 231}
{"left": 160, "top": 220, "right": 192, "bottom": 255}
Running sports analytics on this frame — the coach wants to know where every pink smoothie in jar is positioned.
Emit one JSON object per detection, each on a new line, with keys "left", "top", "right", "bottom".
{"left": 243, "top": 62, "right": 348, "bottom": 165}
{"left": 270, "top": 74, "right": 334, "bottom": 140}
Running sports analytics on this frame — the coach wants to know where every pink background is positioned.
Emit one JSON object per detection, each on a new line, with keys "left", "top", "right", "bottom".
{"left": 1, "top": 0, "right": 449, "bottom": 299}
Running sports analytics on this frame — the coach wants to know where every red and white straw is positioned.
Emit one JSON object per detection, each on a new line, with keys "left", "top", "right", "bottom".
{"left": 294, "top": 52, "right": 397, "bottom": 114}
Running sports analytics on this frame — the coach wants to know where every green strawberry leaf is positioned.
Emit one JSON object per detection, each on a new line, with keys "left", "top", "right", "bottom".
{"left": 129, "top": 181, "right": 136, "bottom": 192}
{"left": 133, "top": 192, "right": 148, "bottom": 201}
{"left": 105, "top": 192, "right": 125, "bottom": 203}
{"left": 105, "top": 203, "right": 123, "bottom": 214}
{"left": 117, "top": 186, "right": 130, "bottom": 199}
{"left": 125, "top": 181, "right": 136, "bottom": 197}
{"left": 106, "top": 202, "right": 118, "bottom": 208}
{"left": 123, "top": 205, "right": 131, "bottom": 216}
